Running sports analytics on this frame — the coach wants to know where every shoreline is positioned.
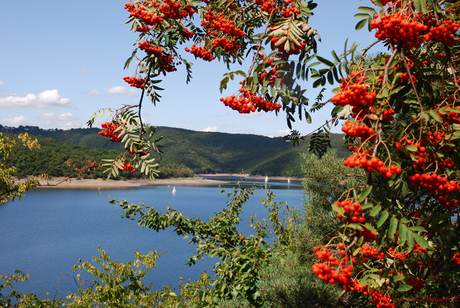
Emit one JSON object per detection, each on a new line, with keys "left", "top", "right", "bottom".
{"left": 34, "top": 176, "right": 230, "bottom": 190}
{"left": 33, "top": 174, "right": 302, "bottom": 190}
{"left": 196, "top": 173, "right": 304, "bottom": 181}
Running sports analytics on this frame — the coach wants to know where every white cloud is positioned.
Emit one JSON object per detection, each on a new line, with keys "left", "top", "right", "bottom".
{"left": 80, "top": 89, "right": 100, "bottom": 97}
{"left": 1, "top": 115, "right": 34, "bottom": 126}
{"left": 202, "top": 126, "right": 218, "bottom": 132}
{"left": 58, "top": 113, "right": 79, "bottom": 121}
{"left": 37, "top": 112, "right": 80, "bottom": 127}
{"left": 73, "top": 68, "right": 88, "bottom": 74}
{"left": 0, "top": 89, "right": 74, "bottom": 108}
{"left": 270, "top": 129, "right": 291, "bottom": 137}
{"left": 89, "top": 89, "right": 100, "bottom": 97}
{"left": 104, "top": 86, "right": 138, "bottom": 97}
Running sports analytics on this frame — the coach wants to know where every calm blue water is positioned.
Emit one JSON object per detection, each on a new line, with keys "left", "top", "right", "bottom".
{"left": 0, "top": 177, "right": 304, "bottom": 299}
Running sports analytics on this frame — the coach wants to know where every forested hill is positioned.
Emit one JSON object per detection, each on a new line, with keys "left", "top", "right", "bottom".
{"left": 0, "top": 125, "right": 349, "bottom": 177}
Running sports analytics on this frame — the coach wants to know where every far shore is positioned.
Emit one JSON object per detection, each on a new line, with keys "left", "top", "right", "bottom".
{"left": 33, "top": 174, "right": 302, "bottom": 190}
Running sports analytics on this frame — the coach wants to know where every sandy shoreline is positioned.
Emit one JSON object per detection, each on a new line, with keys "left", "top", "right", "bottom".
{"left": 33, "top": 174, "right": 302, "bottom": 190}
{"left": 35, "top": 176, "right": 229, "bottom": 190}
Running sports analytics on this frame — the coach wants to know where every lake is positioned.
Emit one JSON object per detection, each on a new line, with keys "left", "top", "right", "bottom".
{"left": 0, "top": 177, "right": 305, "bottom": 300}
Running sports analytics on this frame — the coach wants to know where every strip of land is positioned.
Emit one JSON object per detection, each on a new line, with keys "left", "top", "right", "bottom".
{"left": 33, "top": 174, "right": 302, "bottom": 190}
{"left": 35, "top": 177, "right": 228, "bottom": 190}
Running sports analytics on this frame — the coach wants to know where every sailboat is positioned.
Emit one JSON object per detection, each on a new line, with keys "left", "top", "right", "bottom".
{"left": 172, "top": 186, "right": 176, "bottom": 194}
{"left": 287, "top": 178, "right": 291, "bottom": 184}
{"left": 265, "top": 176, "right": 268, "bottom": 183}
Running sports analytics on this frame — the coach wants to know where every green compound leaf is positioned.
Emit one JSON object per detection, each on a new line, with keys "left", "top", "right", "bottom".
{"left": 376, "top": 211, "right": 389, "bottom": 228}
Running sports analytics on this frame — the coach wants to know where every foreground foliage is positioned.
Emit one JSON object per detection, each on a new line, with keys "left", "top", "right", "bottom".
{"left": 0, "top": 132, "right": 40, "bottom": 204}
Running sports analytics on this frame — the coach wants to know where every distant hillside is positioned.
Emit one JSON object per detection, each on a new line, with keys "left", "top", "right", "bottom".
{"left": 0, "top": 125, "right": 348, "bottom": 177}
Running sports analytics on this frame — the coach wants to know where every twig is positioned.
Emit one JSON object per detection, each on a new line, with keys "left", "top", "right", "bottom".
{"left": 382, "top": 46, "right": 399, "bottom": 86}
{"left": 245, "top": 8, "right": 275, "bottom": 83}
{"left": 138, "top": 60, "right": 154, "bottom": 137}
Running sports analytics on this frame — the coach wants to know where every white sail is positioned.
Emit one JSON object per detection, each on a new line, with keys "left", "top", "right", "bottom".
{"left": 172, "top": 187, "right": 176, "bottom": 194}
{"left": 265, "top": 176, "right": 268, "bottom": 183}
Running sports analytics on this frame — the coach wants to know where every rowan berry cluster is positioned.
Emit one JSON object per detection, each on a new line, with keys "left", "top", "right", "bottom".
{"left": 312, "top": 247, "right": 354, "bottom": 288}
{"left": 330, "top": 73, "right": 376, "bottom": 116}
{"left": 138, "top": 41, "right": 164, "bottom": 56}
{"left": 334, "top": 200, "right": 366, "bottom": 223}
{"left": 159, "top": 0, "right": 195, "bottom": 19}
{"left": 116, "top": 162, "right": 136, "bottom": 173}
{"left": 408, "top": 173, "right": 459, "bottom": 197}
{"left": 258, "top": 55, "right": 283, "bottom": 86}
{"left": 201, "top": 10, "right": 245, "bottom": 37}
{"left": 436, "top": 106, "right": 460, "bottom": 125}
{"left": 412, "top": 242, "right": 428, "bottom": 255}
{"left": 185, "top": 45, "right": 216, "bottom": 61}
{"left": 282, "top": 2, "right": 300, "bottom": 18}
{"left": 220, "top": 85, "right": 282, "bottom": 113}
{"left": 371, "top": 10, "right": 460, "bottom": 50}
{"left": 98, "top": 122, "right": 122, "bottom": 142}
{"left": 405, "top": 276, "right": 425, "bottom": 292}
{"left": 136, "top": 25, "right": 151, "bottom": 32}
{"left": 361, "top": 228, "right": 377, "bottom": 242}
{"left": 452, "top": 252, "right": 460, "bottom": 265}
{"left": 138, "top": 41, "right": 178, "bottom": 72}
{"left": 255, "top": 0, "right": 277, "bottom": 14}
{"left": 180, "top": 28, "right": 195, "bottom": 39}
{"left": 123, "top": 76, "right": 146, "bottom": 89}
{"left": 125, "top": 2, "right": 164, "bottom": 27}
{"left": 341, "top": 121, "right": 375, "bottom": 142}
{"left": 381, "top": 109, "right": 395, "bottom": 122}
{"left": 360, "top": 244, "right": 385, "bottom": 260}
{"left": 370, "top": 13, "right": 428, "bottom": 50}
{"left": 388, "top": 247, "right": 409, "bottom": 261}
{"left": 211, "top": 37, "right": 241, "bottom": 53}
{"left": 408, "top": 172, "right": 459, "bottom": 210}
{"left": 344, "top": 153, "right": 402, "bottom": 178}
{"left": 424, "top": 20, "right": 460, "bottom": 46}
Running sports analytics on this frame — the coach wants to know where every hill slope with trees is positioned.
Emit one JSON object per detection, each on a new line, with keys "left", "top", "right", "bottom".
{"left": 0, "top": 125, "right": 348, "bottom": 177}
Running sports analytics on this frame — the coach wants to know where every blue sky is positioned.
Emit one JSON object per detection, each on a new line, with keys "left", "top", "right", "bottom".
{"left": 0, "top": 0, "right": 382, "bottom": 137}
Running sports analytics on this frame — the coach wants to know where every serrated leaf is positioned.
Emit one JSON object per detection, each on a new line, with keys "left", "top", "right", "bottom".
{"left": 361, "top": 203, "right": 373, "bottom": 210}
{"left": 355, "top": 18, "right": 367, "bottom": 30}
{"left": 275, "top": 36, "right": 288, "bottom": 47}
{"left": 354, "top": 13, "right": 370, "bottom": 18}
{"left": 363, "top": 223, "right": 377, "bottom": 235}
{"left": 359, "top": 186, "right": 373, "bottom": 203}
{"left": 406, "top": 145, "right": 418, "bottom": 152}
{"left": 376, "top": 211, "right": 389, "bottom": 228}
{"left": 398, "top": 223, "right": 408, "bottom": 245}
{"left": 358, "top": 6, "right": 376, "bottom": 13}
{"left": 393, "top": 275, "right": 405, "bottom": 282}
{"left": 316, "top": 56, "right": 334, "bottom": 67}
{"left": 389, "top": 217, "right": 398, "bottom": 241}
{"left": 332, "top": 202, "right": 345, "bottom": 216}
{"left": 412, "top": 233, "right": 429, "bottom": 249}
{"left": 369, "top": 204, "right": 382, "bottom": 217}
{"left": 409, "top": 226, "right": 426, "bottom": 232}
{"left": 407, "top": 231, "right": 415, "bottom": 250}
{"left": 397, "top": 284, "right": 413, "bottom": 292}
{"left": 360, "top": 275, "right": 369, "bottom": 287}
{"left": 429, "top": 110, "right": 443, "bottom": 123}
